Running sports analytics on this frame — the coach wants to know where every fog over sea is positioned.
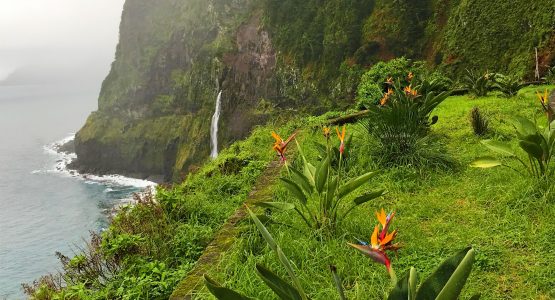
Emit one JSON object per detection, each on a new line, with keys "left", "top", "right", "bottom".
{"left": 0, "top": 83, "right": 155, "bottom": 299}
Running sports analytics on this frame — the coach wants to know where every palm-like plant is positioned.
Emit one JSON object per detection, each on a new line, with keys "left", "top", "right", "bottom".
{"left": 493, "top": 73, "right": 526, "bottom": 97}
{"left": 462, "top": 69, "right": 494, "bottom": 97}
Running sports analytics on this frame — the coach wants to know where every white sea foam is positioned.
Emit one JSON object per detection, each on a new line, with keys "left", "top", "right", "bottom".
{"left": 39, "top": 134, "right": 157, "bottom": 189}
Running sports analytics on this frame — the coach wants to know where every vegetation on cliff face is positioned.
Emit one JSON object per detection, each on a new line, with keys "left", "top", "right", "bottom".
{"left": 73, "top": 0, "right": 554, "bottom": 181}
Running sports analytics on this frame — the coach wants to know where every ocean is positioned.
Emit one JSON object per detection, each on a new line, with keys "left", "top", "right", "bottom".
{"left": 0, "top": 84, "right": 154, "bottom": 299}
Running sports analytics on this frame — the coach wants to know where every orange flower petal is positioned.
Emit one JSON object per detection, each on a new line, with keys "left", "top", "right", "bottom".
{"left": 380, "top": 229, "right": 397, "bottom": 246}
{"left": 376, "top": 209, "right": 387, "bottom": 227}
{"left": 371, "top": 225, "right": 379, "bottom": 247}
{"left": 272, "top": 132, "right": 282, "bottom": 143}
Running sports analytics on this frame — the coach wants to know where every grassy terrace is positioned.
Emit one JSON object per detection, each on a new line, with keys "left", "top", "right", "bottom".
{"left": 188, "top": 85, "right": 555, "bottom": 299}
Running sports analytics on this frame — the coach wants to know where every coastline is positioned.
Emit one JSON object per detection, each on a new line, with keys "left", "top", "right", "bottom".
{"left": 41, "top": 135, "right": 158, "bottom": 187}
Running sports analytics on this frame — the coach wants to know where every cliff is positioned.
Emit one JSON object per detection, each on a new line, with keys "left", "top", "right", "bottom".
{"left": 73, "top": 0, "right": 554, "bottom": 181}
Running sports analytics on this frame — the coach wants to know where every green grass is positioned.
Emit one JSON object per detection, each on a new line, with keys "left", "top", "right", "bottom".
{"left": 31, "top": 86, "right": 555, "bottom": 299}
{"left": 194, "top": 85, "right": 555, "bottom": 299}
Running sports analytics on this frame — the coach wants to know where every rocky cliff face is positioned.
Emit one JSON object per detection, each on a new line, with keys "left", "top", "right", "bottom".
{"left": 73, "top": 0, "right": 554, "bottom": 182}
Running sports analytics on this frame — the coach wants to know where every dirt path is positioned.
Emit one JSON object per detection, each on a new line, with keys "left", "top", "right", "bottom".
{"left": 170, "top": 160, "right": 282, "bottom": 299}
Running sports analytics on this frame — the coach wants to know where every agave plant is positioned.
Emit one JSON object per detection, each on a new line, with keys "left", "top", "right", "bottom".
{"left": 462, "top": 69, "right": 494, "bottom": 97}
{"left": 205, "top": 208, "right": 478, "bottom": 300}
{"left": 493, "top": 73, "right": 526, "bottom": 97}
{"left": 471, "top": 116, "right": 555, "bottom": 179}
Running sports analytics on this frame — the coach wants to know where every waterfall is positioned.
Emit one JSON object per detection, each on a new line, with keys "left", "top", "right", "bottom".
{"left": 210, "top": 90, "right": 223, "bottom": 158}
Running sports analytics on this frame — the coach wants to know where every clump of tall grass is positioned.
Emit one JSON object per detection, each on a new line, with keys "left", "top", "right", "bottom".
{"left": 470, "top": 107, "right": 489, "bottom": 136}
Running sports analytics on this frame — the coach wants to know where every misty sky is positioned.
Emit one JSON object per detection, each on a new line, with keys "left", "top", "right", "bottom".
{"left": 0, "top": 0, "right": 125, "bottom": 84}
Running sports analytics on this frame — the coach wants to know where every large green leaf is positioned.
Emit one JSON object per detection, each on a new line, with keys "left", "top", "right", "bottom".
{"left": 326, "top": 177, "right": 338, "bottom": 211}
{"left": 519, "top": 140, "right": 543, "bottom": 161}
{"left": 247, "top": 206, "right": 277, "bottom": 251}
{"left": 416, "top": 247, "right": 475, "bottom": 300}
{"left": 435, "top": 248, "right": 476, "bottom": 300}
{"left": 511, "top": 116, "right": 537, "bottom": 138}
{"left": 290, "top": 167, "right": 314, "bottom": 195}
{"left": 353, "top": 190, "right": 386, "bottom": 205}
{"left": 315, "top": 156, "right": 330, "bottom": 194}
{"left": 337, "top": 171, "right": 378, "bottom": 199}
{"left": 388, "top": 267, "right": 417, "bottom": 300}
{"left": 255, "top": 202, "right": 296, "bottom": 211}
{"left": 255, "top": 264, "right": 302, "bottom": 300}
{"left": 280, "top": 178, "right": 307, "bottom": 205}
{"left": 276, "top": 247, "right": 307, "bottom": 299}
{"left": 470, "top": 157, "right": 502, "bottom": 168}
{"left": 481, "top": 140, "right": 515, "bottom": 157}
{"left": 204, "top": 275, "right": 252, "bottom": 300}
{"left": 296, "top": 140, "right": 316, "bottom": 185}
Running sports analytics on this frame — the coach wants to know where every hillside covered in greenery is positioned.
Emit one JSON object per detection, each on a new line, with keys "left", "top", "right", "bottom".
{"left": 26, "top": 0, "right": 555, "bottom": 299}
{"left": 72, "top": 0, "right": 554, "bottom": 182}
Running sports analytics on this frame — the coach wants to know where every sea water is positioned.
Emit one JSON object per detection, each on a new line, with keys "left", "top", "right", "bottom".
{"left": 0, "top": 84, "right": 154, "bottom": 299}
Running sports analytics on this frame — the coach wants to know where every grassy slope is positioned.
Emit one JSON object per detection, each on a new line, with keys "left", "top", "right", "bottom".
{"left": 194, "top": 85, "right": 555, "bottom": 299}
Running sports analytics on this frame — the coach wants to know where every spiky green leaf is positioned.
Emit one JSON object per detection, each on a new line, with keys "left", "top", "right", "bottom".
{"left": 315, "top": 156, "right": 330, "bottom": 194}
{"left": 353, "top": 190, "right": 386, "bottom": 205}
{"left": 280, "top": 178, "right": 307, "bottom": 205}
{"left": 388, "top": 267, "right": 417, "bottom": 300}
{"left": 416, "top": 247, "right": 475, "bottom": 300}
{"left": 204, "top": 275, "right": 252, "bottom": 300}
{"left": 338, "top": 171, "right": 378, "bottom": 199}
{"left": 247, "top": 206, "right": 277, "bottom": 251}
{"left": 255, "top": 202, "right": 296, "bottom": 211}
{"left": 255, "top": 264, "right": 302, "bottom": 300}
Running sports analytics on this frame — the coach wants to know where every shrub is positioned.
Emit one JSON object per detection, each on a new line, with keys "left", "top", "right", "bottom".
{"left": 462, "top": 69, "right": 495, "bottom": 97}
{"left": 415, "top": 71, "right": 453, "bottom": 95}
{"left": 356, "top": 58, "right": 426, "bottom": 108}
{"left": 363, "top": 80, "right": 453, "bottom": 167}
{"left": 493, "top": 73, "right": 526, "bottom": 97}
{"left": 356, "top": 82, "right": 383, "bottom": 109}
{"left": 470, "top": 107, "right": 489, "bottom": 136}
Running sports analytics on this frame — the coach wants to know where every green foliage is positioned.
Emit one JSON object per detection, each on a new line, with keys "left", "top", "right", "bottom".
{"left": 472, "top": 116, "right": 555, "bottom": 180}
{"left": 363, "top": 81, "right": 453, "bottom": 167}
{"left": 442, "top": 0, "right": 554, "bottom": 76}
{"left": 356, "top": 82, "right": 383, "bottom": 109}
{"left": 26, "top": 122, "right": 284, "bottom": 299}
{"left": 462, "top": 69, "right": 495, "bottom": 97}
{"left": 206, "top": 209, "right": 477, "bottom": 300}
{"left": 264, "top": 138, "right": 385, "bottom": 232}
{"left": 542, "top": 66, "right": 555, "bottom": 84}
{"left": 356, "top": 58, "right": 425, "bottom": 106}
{"left": 493, "top": 74, "right": 526, "bottom": 97}
{"left": 390, "top": 248, "right": 477, "bottom": 300}
{"left": 470, "top": 107, "right": 489, "bottom": 136}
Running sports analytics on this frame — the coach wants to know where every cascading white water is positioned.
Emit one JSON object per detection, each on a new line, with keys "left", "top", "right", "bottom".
{"left": 210, "top": 90, "right": 223, "bottom": 158}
